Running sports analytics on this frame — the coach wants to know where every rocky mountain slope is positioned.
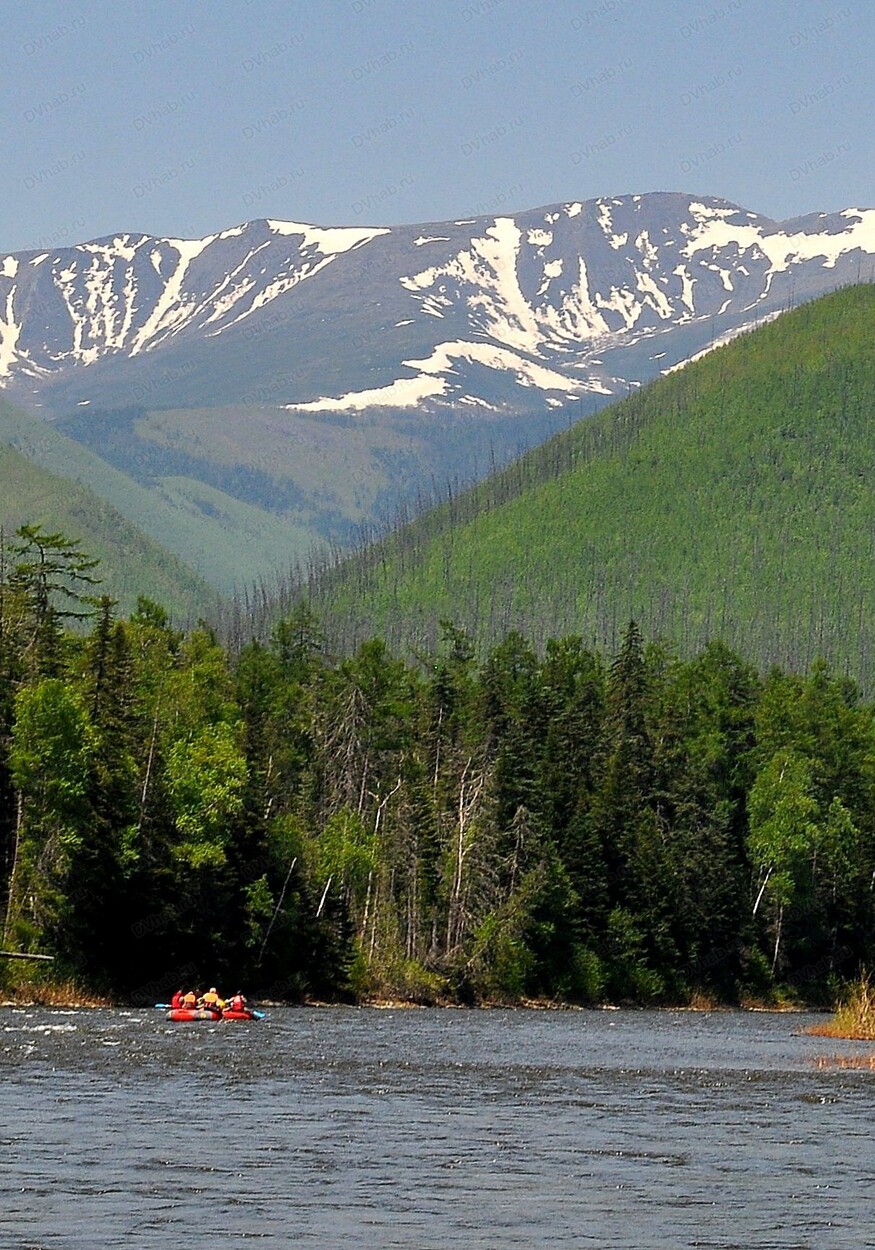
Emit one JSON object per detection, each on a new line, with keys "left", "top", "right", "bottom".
{"left": 2, "top": 192, "right": 874, "bottom": 416}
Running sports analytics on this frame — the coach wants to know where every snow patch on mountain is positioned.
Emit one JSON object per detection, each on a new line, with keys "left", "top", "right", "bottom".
{"left": 223, "top": 254, "right": 337, "bottom": 329}
{"left": 0, "top": 289, "right": 22, "bottom": 377}
{"left": 202, "top": 244, "right": 270, "bottom": 326}
{"left": 286, "top": 371, "right": 447, "bottom": 412}
{"left": 130, "top": 237, "right": 211, "bottom": 355}
{"left": 634, "top": 271, "right": 673, "bottom": 318}
{"left": 673, "top": 265, "right": 697, "bottom": 315}
{"left": 285, "top": 338, "right": 593, "bottom": 414}
{"left": 265, "top": 220, "right": 389, "bottom": 252}
{"left": 538, "top": 258, "right": 612, "bottom": 339}
{"left": 682, "top": 202, "right": 875, "bottom": 273}
{"left": 597, "top": 199, "right": 629, "bottom": 250}
{"left": 663, "top": 310, "right": 783, "bottom": 373}
{"left": 537, "top": 258, "right": 563, "bottom": 297}
{"left": 402, "top": 217, "right": 545, "bottom": 356}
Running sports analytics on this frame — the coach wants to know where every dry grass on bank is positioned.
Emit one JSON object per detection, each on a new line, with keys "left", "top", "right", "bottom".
{"left": 807, "top": 975, "right": 875, "bottom": 1041}
{"left": 0, "top": 978, "right": 111, "bottom": 1009}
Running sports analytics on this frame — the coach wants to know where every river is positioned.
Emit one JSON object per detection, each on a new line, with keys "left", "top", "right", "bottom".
{"left": 1, "top": 1005, "right": 872, "bottom": 1248}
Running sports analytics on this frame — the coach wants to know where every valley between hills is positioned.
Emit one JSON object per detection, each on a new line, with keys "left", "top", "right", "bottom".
{"left": 2, "top": 191, "right": 874, "bottom": 609}
{"left": 2, "top": 197, "right": 875, "bottom": 1012}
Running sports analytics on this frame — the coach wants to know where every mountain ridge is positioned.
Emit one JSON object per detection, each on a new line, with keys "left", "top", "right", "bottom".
{"left": 3, "top": 192, "right": 874, "bottom": 420}
{"left": 2, "top": 191, "right": 874, "bottom": 592}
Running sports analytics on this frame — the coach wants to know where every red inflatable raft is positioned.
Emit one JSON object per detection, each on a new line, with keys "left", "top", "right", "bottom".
{"left": 165, "top": 1007, "right": 261, "bottom": 1022}
{"left": 166, "top": 1007, "right": 222, "bottom": 1022}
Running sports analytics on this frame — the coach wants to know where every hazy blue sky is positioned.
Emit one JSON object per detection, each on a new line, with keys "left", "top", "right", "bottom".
{"left": 1, "top": 0, "right": 870, "bottom": 250}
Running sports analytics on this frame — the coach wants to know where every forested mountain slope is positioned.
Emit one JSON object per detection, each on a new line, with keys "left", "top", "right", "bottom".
{"left": 0, "top": 402, "right": 218, "bottom": 619}
{"left": 0, "top": 394, "right": 280, "bottom": 597}
{"left": 301, "top": 284, "right": 875, "bottom": 688}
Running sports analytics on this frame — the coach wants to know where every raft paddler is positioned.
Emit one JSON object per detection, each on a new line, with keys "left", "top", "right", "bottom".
{"left": 200, "top": 987, "right": 225, "bottom": 1011}
{"left": 170, "top": 989, "right": 184, "bottom": 1010}
{"left": 182, "top": 990, "right": 198, "bottom": 1009}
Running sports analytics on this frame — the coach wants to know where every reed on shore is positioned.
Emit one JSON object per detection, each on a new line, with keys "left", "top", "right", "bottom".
{"left": 807, "top": 975, "right": 875, "bottom": 1041}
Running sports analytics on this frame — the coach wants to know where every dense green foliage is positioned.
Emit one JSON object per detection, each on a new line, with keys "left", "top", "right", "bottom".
{"left": 300, "top": 285, "right": 875, "bottom": 689}
{"left": 2, "top": 531, "right": 874, "bottom": 1006}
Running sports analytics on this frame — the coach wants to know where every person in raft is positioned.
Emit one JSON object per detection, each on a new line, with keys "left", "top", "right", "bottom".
{"left": 200, "top": 987, "right": 226, "bottom": 1011}
{"left": 170, "top": 989, "right": 185, "bottom": 1010}
{"left": 227, "top": 992, "right": 247, "bottom": 1014}
{"left": 182, "top": 989, "right": 198, "bottom": 1009}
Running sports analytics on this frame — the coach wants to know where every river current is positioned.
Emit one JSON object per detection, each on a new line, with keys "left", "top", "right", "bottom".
{"left": 0, "top": 1005, "right": 872, "bottom": 1248}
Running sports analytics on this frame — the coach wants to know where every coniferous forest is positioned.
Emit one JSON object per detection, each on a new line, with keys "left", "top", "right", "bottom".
{"left": 2, "top": 524, "right": 874, "bottom": 1008}
{"left": 286, "top": 286, "right": 875, "bottom": 690}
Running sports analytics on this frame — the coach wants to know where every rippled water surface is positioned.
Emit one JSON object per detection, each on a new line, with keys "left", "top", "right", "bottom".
{"left": 1, "top": 1006, "right": 872, "bottom": 1248}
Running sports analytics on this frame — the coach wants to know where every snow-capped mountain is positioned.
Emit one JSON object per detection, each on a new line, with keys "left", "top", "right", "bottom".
{"left": 2, "top": 191, "right": 874, "bottom": 593}
{"left": 2, "top": 192, "right": 874, "bottom": 420}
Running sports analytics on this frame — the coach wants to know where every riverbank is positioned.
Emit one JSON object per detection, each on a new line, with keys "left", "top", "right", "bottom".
{"left": 0, "top": 980, "right": 111, "bottom": 1009}
{"left": 0, "top": 965, "right": 841, "bottom": 1014}
{"left": 805, "top": 976, "right": 875, "bottom": 1041}
{"left": 0, "top": 986, "right": 826, "bottom": 1014}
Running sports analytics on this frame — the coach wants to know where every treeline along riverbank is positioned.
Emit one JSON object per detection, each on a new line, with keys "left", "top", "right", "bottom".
{"left": 1, "top": 526, "right": 873, "bottom": 1006}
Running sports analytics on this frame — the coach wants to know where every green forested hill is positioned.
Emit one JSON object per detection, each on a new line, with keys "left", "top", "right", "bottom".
{"left": 304, "top": 284, "right": 875, "bottom": 687}
{"left": 0, "top": 395, "right": 305, "bottom": 593}
{"left": 0, "top": 437, "right": 218, "bottom": 620}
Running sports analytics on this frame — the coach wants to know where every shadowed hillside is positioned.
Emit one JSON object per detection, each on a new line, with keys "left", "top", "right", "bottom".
{"left": 0, "top": 413, "right": 219, "bottom": 620}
